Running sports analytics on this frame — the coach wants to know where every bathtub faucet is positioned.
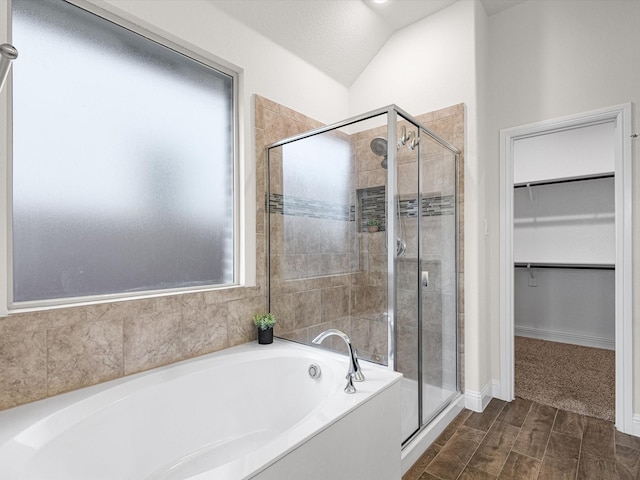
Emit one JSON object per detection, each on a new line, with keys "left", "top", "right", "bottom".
{"left": 312, "top": 329, "right": 365, "bottom": 394}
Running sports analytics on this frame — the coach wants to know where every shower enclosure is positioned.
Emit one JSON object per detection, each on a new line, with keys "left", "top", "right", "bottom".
{"left": 266, "top": 105, "right": 460, "bottom": 445}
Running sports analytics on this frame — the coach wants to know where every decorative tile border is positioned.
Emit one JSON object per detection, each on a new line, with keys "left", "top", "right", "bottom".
{"left": 269, "top": 193, "right": 353, "bottom": 221}
{"left": 401, "top": 195, "right": 456, "bottom": 218}
{"left": 269, "top": 190, "right": 454, "bottom": 229}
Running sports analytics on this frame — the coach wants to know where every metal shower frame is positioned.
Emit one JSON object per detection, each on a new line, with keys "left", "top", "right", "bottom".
{"left": 265, "top": 104, "right": 460, "bottom": 440}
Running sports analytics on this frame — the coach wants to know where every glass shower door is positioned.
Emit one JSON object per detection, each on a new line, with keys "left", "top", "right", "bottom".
{"left": 395, "top": 117, "right": 421, "bottom": 442}
{"left": 394, "top": 116, "right": 459, "bottom": 443}
{"left": 419, "top": 129, "right": 458, "bottom": 426}
{"left": 267, "top": 112, "right": 390, "bottom": 368}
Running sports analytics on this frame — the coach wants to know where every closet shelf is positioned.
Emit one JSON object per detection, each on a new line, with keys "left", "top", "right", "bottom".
{"left": 514, "top": 262, "right": 614, "bottom": 270}
{"left": 513, "top": 173, "right": 614, "bottom": 189}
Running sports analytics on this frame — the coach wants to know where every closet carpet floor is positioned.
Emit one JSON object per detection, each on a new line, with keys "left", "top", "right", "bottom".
{"left": 515, "top": 336, "right": 615, "bottom": 422}
{"left": 403, "top": 398, "right": 640, "bottom": 480}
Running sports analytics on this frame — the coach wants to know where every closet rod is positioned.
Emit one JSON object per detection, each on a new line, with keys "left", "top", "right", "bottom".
{"left": 513, "top": 173, "right": 614, "bottom": 189}
{"left": 514, "top": 262, "right": 615, "bottom": 270}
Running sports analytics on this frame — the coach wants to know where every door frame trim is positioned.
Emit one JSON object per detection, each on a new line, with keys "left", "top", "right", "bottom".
{"left": 499, "top": 103, "right": 633, "bottom": 433}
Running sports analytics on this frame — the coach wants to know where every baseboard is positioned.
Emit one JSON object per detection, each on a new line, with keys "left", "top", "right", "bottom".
{"left": 492, "top": 380, "right": 503, "bottom": 400}
{"left": 515, "top": 326, "right": 614, "bottom": 350}
{"left": 465, "top": 382, "right": 492, "bottom": 412}
{"left": 630, "top": 415, "right": 640, "bottom": 438}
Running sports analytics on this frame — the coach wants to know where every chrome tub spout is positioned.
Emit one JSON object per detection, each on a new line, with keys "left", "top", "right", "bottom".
{"left": 312, "top": 329, "right": 364, "bottom": 394}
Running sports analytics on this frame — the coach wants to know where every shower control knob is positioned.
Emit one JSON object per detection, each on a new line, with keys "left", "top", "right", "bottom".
{"left": 308, "top": 363, "right": 321, "bottom": 379}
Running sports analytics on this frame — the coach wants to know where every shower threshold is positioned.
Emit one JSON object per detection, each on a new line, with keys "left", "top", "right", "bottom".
{"left": 400, "top": 379, "right": 463, "bottom": 475}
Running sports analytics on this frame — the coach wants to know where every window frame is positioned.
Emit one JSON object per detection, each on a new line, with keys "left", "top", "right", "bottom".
{"left": 5, "top": 0, "right": 241, "bottom": 313}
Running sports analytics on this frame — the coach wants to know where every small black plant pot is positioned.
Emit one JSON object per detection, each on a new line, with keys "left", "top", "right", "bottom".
{"left": 258, "top": 327, "right": 273, "bottom": 344}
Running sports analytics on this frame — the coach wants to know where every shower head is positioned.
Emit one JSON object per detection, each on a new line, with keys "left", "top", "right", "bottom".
{"left": 370, "top": 137, "right": 387, "bottom": 157}
{"left": 0, "top": 44, "right": 18, "bottom": 93}
{"left": 370, "top": 137, "right": 388, "bottom": 169}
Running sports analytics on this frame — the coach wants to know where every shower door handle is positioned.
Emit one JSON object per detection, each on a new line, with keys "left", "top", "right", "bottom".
{"left": 421, "top": 270, "right": 429, "bottom": 288}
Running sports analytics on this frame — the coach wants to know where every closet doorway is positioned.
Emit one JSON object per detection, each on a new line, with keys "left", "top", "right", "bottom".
{"left": 499, "top": 104, "right": 633, "bottom": 434}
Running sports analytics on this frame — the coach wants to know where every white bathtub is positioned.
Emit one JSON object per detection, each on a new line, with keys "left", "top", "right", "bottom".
{"left": 0, "top": 339, "right": 402, "bottom": 480}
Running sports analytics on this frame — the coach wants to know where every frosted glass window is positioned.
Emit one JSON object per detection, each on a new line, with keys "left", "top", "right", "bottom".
{"left": 11, "top": 0, "right": 235, "bottom": 304}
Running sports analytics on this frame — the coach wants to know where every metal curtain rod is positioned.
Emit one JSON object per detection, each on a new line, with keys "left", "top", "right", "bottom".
{"left": 514, "top": 262, "right": 615, "bottom": 271}
{"left": 513, "top": 173, "right": 614, "bottom": 189}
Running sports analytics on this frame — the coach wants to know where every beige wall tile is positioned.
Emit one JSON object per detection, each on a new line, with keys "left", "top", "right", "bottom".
{"left": 270, "top": 293, "right": 296, "bottom": 334}
{"left": 182, "top": 303, "right": 229, "bottom": 357}
{"left": 47, "top": 318, "right": 124, "bottom": 396}
{"left": 85, "top": 302, "right": 132, "bottom": 325}
{"left": 256, "top": 233, "right": 267, "bottom": 291}
{"left": 124, "top": 312, "right": 183, "bottom": 375}
{"left": 307, "top": 322, "right": 332, "bottom": 345}
{"left": 202, "top": 287, "right": 252, "bottom": 306}
{"left": 5, "top": 306, "right": 86, "bottom": 333}
{"left": 0, "top": 330, "right": 46, "bottom": 409}
{"left": 295, "top": 290, "right": 322, "bottom": 329}
{"left": 365, "top": 316, "right": 388, "bottom": 358}
{"left": 321, "top": 287, "right": 350, "bottom": 323}
{"left": 397, "top": 324, "right": 419, "bottom": 380}
{"left": 227, "top": 295, "right": 266, "bottom": 346}
{"left": 415, "top": 111, "right": 435, "bottom": 124}
{"left": 280, "top": 328, "right": 308, "bottom": 344}
{"left": 351, "top": 285, "right": 386, "bottom": 316}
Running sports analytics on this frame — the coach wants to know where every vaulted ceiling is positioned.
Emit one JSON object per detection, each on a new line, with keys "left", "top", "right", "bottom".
{"left": 210, "top": 0, "right": 524, "bottom": 86}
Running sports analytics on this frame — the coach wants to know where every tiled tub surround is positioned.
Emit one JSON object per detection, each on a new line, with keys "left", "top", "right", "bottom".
{"left": 0, "top": 277, "right": 267, "bottom": 411}
{"left": 268, "top": 193, "right": 357, "bottom": 279}
{"left": 267, "top": 102, "right": 465, "bottom": 380}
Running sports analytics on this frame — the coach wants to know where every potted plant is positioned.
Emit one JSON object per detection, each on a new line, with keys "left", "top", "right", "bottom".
{"left": 366, "top": 219, "right": 381, "bottom": 233}
{"left": 253, "top": 313, "right": 276, "bottom": 344}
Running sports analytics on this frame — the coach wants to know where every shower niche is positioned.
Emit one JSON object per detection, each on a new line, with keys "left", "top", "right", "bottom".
{"left": 266, "top": 105, "right": 461, "bottom": 447}
{"left": 358, "top": 186, "right": 386, "bottom": 232}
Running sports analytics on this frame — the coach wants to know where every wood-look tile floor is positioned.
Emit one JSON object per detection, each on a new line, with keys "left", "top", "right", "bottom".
{"left": 403, "top": 398, "right": 640, "bottom": 480}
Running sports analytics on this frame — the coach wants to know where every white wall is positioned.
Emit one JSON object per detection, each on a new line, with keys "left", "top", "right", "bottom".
{"left": 0, "top": 0, "right": 349, "bottom": 295}
{"left": 487, "top": 0, "right": 640, "bottom": 409}
{"left": 514, "top": 267, "right": 615, "bottom": 349}
{"left": 513, "top": 122, "right": 615, "bottom": 184}
{"left": 349, "top": 0, "right": 477, "bottom": 119}
{"left": 349, "top": 0, "right": 492, "bottom": 405}
{"left": 513, "top": 178, "right": 615, "bottom": 265}
{"left": 95, "top": 1, "right": 348, "bottom": 125}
